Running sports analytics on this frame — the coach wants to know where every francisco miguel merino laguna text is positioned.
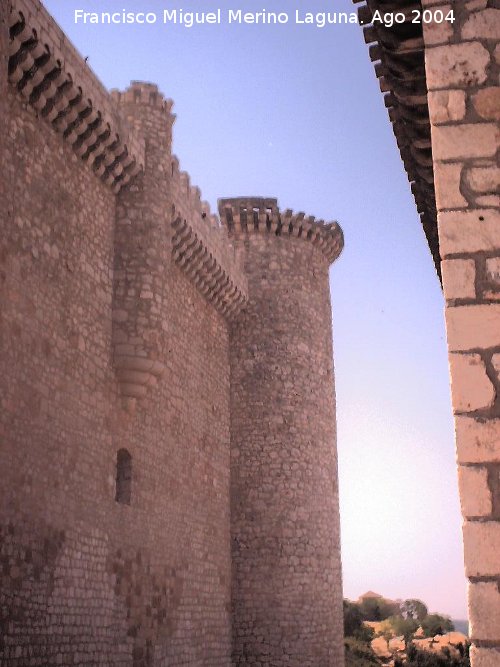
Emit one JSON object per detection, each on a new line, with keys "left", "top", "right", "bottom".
{"left": 74, "top": 9, "right": 361, "bottom": 28}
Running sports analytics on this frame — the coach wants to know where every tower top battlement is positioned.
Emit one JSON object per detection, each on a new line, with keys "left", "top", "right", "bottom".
{"left": 218, "top": 197, "right": 344, "bottom": 264}
{"left": 110, "top": 82, "right": 175, "bottom": 116}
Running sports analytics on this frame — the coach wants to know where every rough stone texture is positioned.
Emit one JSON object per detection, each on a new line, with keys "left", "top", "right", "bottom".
{"left": 456, "top": 417, "right": 500, "bottom": 464}
{"left": 428, "top": 90, "right": 466, "bottom": 124}
{"left": 432, "top": 123, "right": 499, "bottom": 160}
{"left": 465, "top": 166, "right": 500, "bottom": 194}
{"left": 463, "top": 522, "right": 500, "bottom": 577}
{"left": 472, "top": 88, "right": 500, "bottom": 121}
{"left": 470, "top": 647, "right": 500, "bottom": 667}
{"left": 446, "top": 305, "right": 500, "bottom": 351}
{"left": 1, "top": 2, "right": 345, "bottom": 665}
{"left": 469, "top": 582, "right": 500, "bottom": 642}
{"left": 449, "top": 353, "right": 496, "bottom": 412}
{"left": 441, "top": 258, "right": 476, "bottom": 300}
{"left": 458, "top": 466, "right": 492, "bottom": 517}
{"left": 424, "top": 2, "right": 500, "bottom": 661}
{"left": 434, "top": 162, "right": 468, "bottom": 209}
{"left": 222, "top": 200, "right": 344, "bottom": 666}
{"left": 462, "top": 8, "right": 500, "bottom": 41}
{"left": 438, "top": 209, "right": 500, "bottom": 256}
{"left": 425, "top": 42, "right": 490, "bottom": 90}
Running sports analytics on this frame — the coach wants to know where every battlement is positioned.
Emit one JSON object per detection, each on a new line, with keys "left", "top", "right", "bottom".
{"left": 110, "top": 82, "right": 174, "bottom": 115}
{"left": 171, "top": 159, "right": 249, "bottom": 320}
{"left": 218, "top": 197, "right": 344, "bottom": 264}
{"left": 8, "top": 0, "right": 145, "bottom": 192}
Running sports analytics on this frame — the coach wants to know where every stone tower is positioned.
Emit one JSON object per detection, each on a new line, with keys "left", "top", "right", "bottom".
{"left": 219, "top": 198, "right": 345, "bottom": 666}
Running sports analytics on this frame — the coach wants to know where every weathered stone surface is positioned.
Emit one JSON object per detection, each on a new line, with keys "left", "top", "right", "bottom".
{"left": 1, "top": 2, "right": 345, "bottom": 665}
{"left": 462, "top": 8, "right": 500, "bottom": 40}
{"left": 449, "top": 353, "right": 495, "bottom": 412}
{"left": 442, "top": 258, "right": 476, "bottom": 300}
{"left": 458, "top": 466, "right": 492, "bottom": 517}
{"left": 446, "top": 304, "right": 500, "bottom": 351}
{"left": 464, "top": 522, "right": 500, "bottom": 576}
{"left": 425, "top": 42, "right": 490, "bottom": 90}
{"left": 472, "top": 88, "right": 500, "bottom": 122}
{"left": 423, "top": 11, "right": 454, "bottom": 46}
{"left": 438, "top": 209, "right": 500, "bottom": 256}
{"left": 486, "top": 258, "right": 500, "bottom": 286}
{"left": 432, "top": 124, "right": 499, "bottom": 160}
{"left": 475, "top": 195, "right": 500, "bottom": 208}
{"left": 465, "top": 166, "right": 500, "bottom": 194}
{"left": 470, "top": 647, "right": 500, "bottom": 667}
{"left": 469, "top": 582, "right": 500, "bottom": 642}
{"left": 456, "top": 416, "right": 500, "bottom": 464}
{"left": 434, "top": 162, "right": 467, "bottom": 209}
{"left": 428, "top": 90, "right": 466, "bottom": 124}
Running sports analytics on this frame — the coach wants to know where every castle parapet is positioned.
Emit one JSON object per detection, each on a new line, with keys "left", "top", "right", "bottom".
{"left": 218, "top": 197, "right": 344, "bottom": 264}
{"left": 8, "top": 0, "right": 144, "bottom": 192}
{"left": 170, "top": 158, "right": 249, "bottom": 320}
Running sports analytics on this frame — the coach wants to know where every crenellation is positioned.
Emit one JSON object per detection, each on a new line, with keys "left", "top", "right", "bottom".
{"left": 2, "top": 1, "right": 346, "bottom": 665}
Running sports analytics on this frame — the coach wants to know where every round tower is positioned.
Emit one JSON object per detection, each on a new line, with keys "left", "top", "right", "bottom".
{"left": 219, "top": 198, "right": 345, "bottom": 666}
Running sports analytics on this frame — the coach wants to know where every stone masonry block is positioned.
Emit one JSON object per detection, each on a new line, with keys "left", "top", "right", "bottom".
{"left": 434, "top": 162, "right": 467, "bottom": 209}
{"left": 473, "top": 88, "right": 500, "bottom": 122}
{"left": 428, "top": 90, "right": 466, "bottom": 124}
{"left": 493, "top": 354, "right": 500, "bottom": 383}
{"left": 464, "top": 521, "right": 500, "bottom": 576}
{"left": 423, "top": 10, "right": 454, "bottom": 46}
{"left": 456, "top": 416, "right": 500, "bottom": 464}
{"left": 470, "top": 647, "right": 500, "bottom": 667}
{"left": 469, "top": 582, "right": 500, "bottom": 642}
{"left": 458, "top": 466, "right": 492, "bottom": 517}
{"left": 441, "top": 258, "right": 476, "bottom": 300}
{"left": 438, "top": 209, "right": 500, "bottom": 256}
{"left": 425, "top": 42, "right": 490, "bottom": 90}
{"left": 495, "top": 44, "right": 500, "bottom": 65}
{"left": 462, "top": 8, "right": 500, "bottom": 40}
{"left": 465, "top": 166, "right": 500, "bottom": 194}
{"left": 432, "top": 123, "right": 499, "bottom": 161}
{"left": 446, "top": 304, "right": 500, "bottom": 351}
{"left": 449, "top": 353, "right": 495, "bottom": 412}
{"left": 486, "top": 258, "right": 500, "bottom": 286}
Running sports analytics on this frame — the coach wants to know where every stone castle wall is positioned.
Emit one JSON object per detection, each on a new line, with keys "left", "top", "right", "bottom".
{"left": 423, "top": 1, "right": 500, "bottom": 665}
{"left": 220, "top": 199, "right": 344, "bottom": 666}
{"left": 0, "top": 1, "right": 345, "bottom": 665}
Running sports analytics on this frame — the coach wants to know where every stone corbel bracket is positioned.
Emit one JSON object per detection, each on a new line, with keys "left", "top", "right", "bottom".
{"left": 8, "top": 5, "right": 144, "bottom": 193}
{"left": 113, "top": 355, "right": 165, "bottom": 401}
{"left": 218, "top": 198, "right": 344, "bottom": 265}
{"left": 172, "top": 216, "right": 249, "bottom": 320}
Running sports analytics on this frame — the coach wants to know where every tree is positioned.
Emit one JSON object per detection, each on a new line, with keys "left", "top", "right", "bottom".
{"left": 421, "top": 614, "right": 454, "bottom": 637}
{"left": 388, "top": 615, "right": 418, "bottom": 645}
{"left": 343, "top": 600, "right": 374, "bottom": 642}
{"left": 359, "top": 596, "right": 399, "bottom": 621}
{"left": 344, "top": 637, "right": 380, "bottom": 667}
{"left": 400, "top": 599, "right": 428, "bottom": 621}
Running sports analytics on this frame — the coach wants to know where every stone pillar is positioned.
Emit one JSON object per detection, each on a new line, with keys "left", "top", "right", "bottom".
{"left": 424, "top": 3, "right": 500, "bottom": 664}
{"left": 220, "top": 198, "right": 344, "bottom": 666}
{"left": 110, "top": 82, "right": 175, "bottom": 403}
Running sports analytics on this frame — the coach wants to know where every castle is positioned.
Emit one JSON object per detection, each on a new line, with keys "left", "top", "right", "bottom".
{"left": 2, "top": 0, "right": 500, "bottom": 666}
{"left": 1, "top": 0, "right": 344, "bottom": 664}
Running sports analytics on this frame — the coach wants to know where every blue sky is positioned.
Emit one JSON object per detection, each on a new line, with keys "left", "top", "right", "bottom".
{"left": 42, "top": 0, "right": 467, "bottom": 618}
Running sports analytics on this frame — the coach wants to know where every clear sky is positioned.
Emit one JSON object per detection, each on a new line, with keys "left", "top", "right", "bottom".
{"left": 42, "top": 0, "right": 467, "bottom": 619}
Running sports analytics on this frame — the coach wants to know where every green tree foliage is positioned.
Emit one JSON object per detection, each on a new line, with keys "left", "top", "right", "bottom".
{"left": 343, "top": 600, "right": 375, "bottom": 642}
{"left": 421, "top": 614, "right": 454, "bottom": 638}
{"left": 344, "top": 637, "right": 381, "bottom": 667}
{"left": 388, "top": 615, "right": 419, "bottom": 644}
{"left": 401, "top": 599, "right": 429, "bottom": 621}
{"left": 359, "top": 596, "right": 399, "bottom": 621}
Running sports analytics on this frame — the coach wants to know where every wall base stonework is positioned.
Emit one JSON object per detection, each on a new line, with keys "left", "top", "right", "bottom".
{"left": 423, "top": 0, "right": 500, "bottom": 660}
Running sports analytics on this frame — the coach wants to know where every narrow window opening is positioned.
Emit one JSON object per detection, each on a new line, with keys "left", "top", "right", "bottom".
{"left": 115, "top": 448, "right": 132, "bottom": 505}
